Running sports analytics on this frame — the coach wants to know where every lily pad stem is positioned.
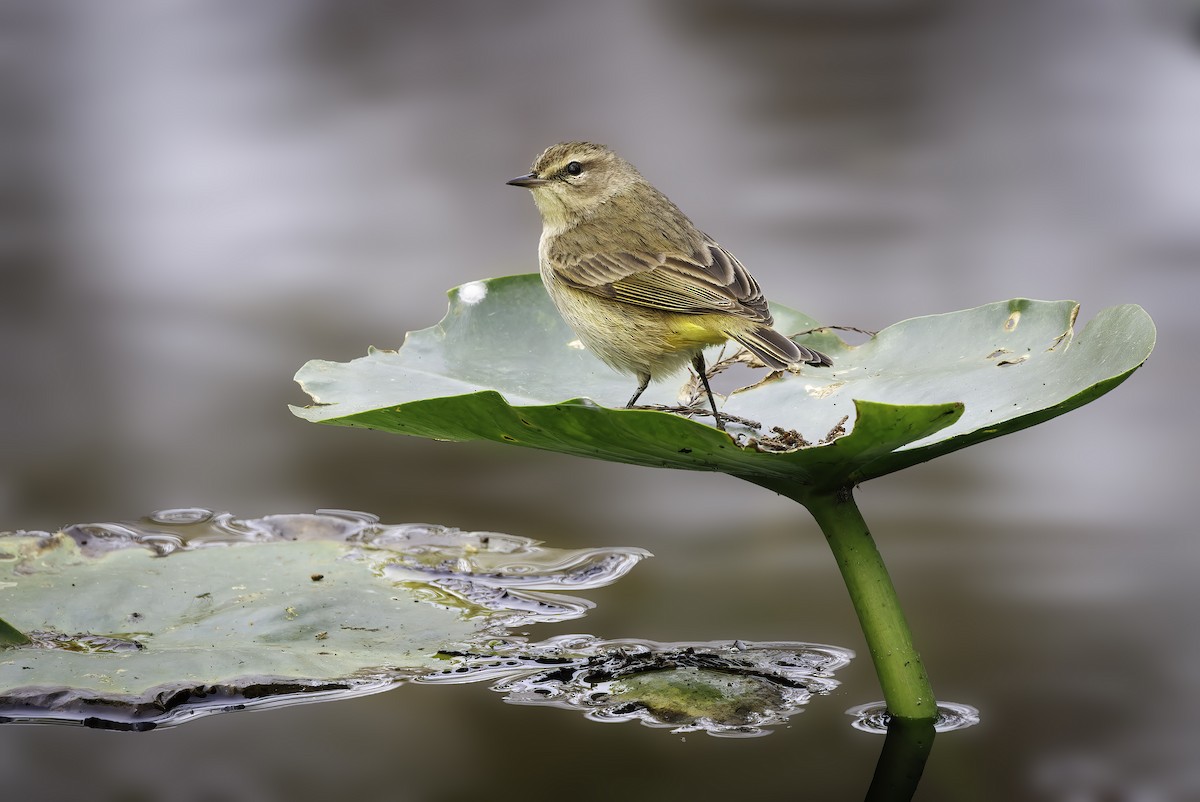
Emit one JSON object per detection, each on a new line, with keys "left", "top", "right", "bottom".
{"left": 755, "top": 480, "right": 936, "bottom": 721}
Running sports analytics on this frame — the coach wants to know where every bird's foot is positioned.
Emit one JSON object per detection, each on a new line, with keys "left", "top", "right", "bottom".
{"left": 629, "top": 404, "right": 761, "bottom": 431}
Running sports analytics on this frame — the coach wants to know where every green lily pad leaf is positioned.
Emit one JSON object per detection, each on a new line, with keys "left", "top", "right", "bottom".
{"left": 0, "top": 508, "right": 648, "bottom": 729}
{"left": 0, "top": 617, "right": 29, "bottom": 648}
{"left": 292, "top": 274, "right": 1154, "bottom": 488}
{"left": 421, "top": 634, "right": 854, "bottom": 738}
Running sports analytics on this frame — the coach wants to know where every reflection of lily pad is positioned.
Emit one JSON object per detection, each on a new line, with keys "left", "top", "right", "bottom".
{"left": 423, "top": 635, "right": 854, "bottom": 737}
{"left": 0, "top": 509, "right": 648, "bottom": 729}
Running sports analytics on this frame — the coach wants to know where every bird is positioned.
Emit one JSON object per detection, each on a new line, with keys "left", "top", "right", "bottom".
{"left": 506, "top": 141, "right": 831, "bottom": 430}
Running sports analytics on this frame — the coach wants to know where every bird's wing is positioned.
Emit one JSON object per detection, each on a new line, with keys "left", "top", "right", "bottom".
{"left": 554, "top": 238, "right": 772, "bottom": 323}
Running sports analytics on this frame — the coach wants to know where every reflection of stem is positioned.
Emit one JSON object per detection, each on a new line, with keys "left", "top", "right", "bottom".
{"left": 751, "top": 481, "right": 937, "bottom": 721}
{"left": 865, "top": 717, "right": 936, "bottom": 802}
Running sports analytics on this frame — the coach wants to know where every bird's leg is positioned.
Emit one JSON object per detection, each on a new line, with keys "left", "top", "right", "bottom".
{"left": 691, "top": 353, "right": 725, "bottom": 431}
{"left": 626, "top": 372, "right": 651, "bottom": 408}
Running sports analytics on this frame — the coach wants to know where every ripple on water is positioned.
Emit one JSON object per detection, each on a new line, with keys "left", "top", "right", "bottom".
{"left": 846, "top": 700, "right": 980, "bottom": 734}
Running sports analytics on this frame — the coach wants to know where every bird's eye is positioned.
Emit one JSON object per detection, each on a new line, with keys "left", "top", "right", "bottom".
{"left": 565, "top": 161, "right": 583, "bottom": 176}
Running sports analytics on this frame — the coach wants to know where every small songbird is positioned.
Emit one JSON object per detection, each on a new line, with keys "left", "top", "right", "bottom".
{"left": 507, "top": 142, "right": 831, "bottom": 430}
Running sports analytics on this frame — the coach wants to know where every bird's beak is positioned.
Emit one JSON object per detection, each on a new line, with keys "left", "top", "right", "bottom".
{"left": 506, "top": 172, "right": 548, "bottom": 188}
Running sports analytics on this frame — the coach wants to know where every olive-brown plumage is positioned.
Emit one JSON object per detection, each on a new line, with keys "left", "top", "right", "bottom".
{"left": 507, "top": 142, "right": 830, "bottom": 430}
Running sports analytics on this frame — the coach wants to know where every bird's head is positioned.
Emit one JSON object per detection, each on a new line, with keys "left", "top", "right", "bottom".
{"left": 507, "top": 142, "right": 640, "bottom": 227}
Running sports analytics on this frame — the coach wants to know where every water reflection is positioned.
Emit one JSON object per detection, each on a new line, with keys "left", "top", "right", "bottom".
{"left": 864, "top": 716, "right": 938, "bottom": 802}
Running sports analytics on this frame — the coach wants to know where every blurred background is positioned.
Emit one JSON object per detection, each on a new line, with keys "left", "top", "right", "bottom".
{"left": 0, "top": 1, "right": 1195, "bottom": 799}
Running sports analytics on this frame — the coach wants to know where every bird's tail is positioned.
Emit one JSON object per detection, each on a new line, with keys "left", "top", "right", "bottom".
{"left": 732, "top": 326, "right": 832, "bottom": 370}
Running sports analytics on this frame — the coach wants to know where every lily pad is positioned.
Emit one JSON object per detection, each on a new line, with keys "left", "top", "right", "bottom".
{"left": 0, "top": 508, "right": 648, "bottom": 729}
{"left": 292, "top": 274, "right": 1154, "bottom": 489}
{"left": 0, "top": 617, "right": 29, "bottom": 648}
{"left": 421, "top": 634, "right": 854, "bottom": 738}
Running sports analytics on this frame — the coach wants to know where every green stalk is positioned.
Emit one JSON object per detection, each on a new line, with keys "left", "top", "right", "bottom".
{"left": 753, "top": 480, "right": 936, "bottom": 721}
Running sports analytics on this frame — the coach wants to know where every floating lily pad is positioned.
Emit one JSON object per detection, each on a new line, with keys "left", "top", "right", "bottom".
{"left": 292, "top": 274, "right": 1154, "bottom": 489}
{"left": 421, "top": 634, "right": 854, "bottom": 737}
{"left": 0, "top": 509, "right": 648, "bottom": 729}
